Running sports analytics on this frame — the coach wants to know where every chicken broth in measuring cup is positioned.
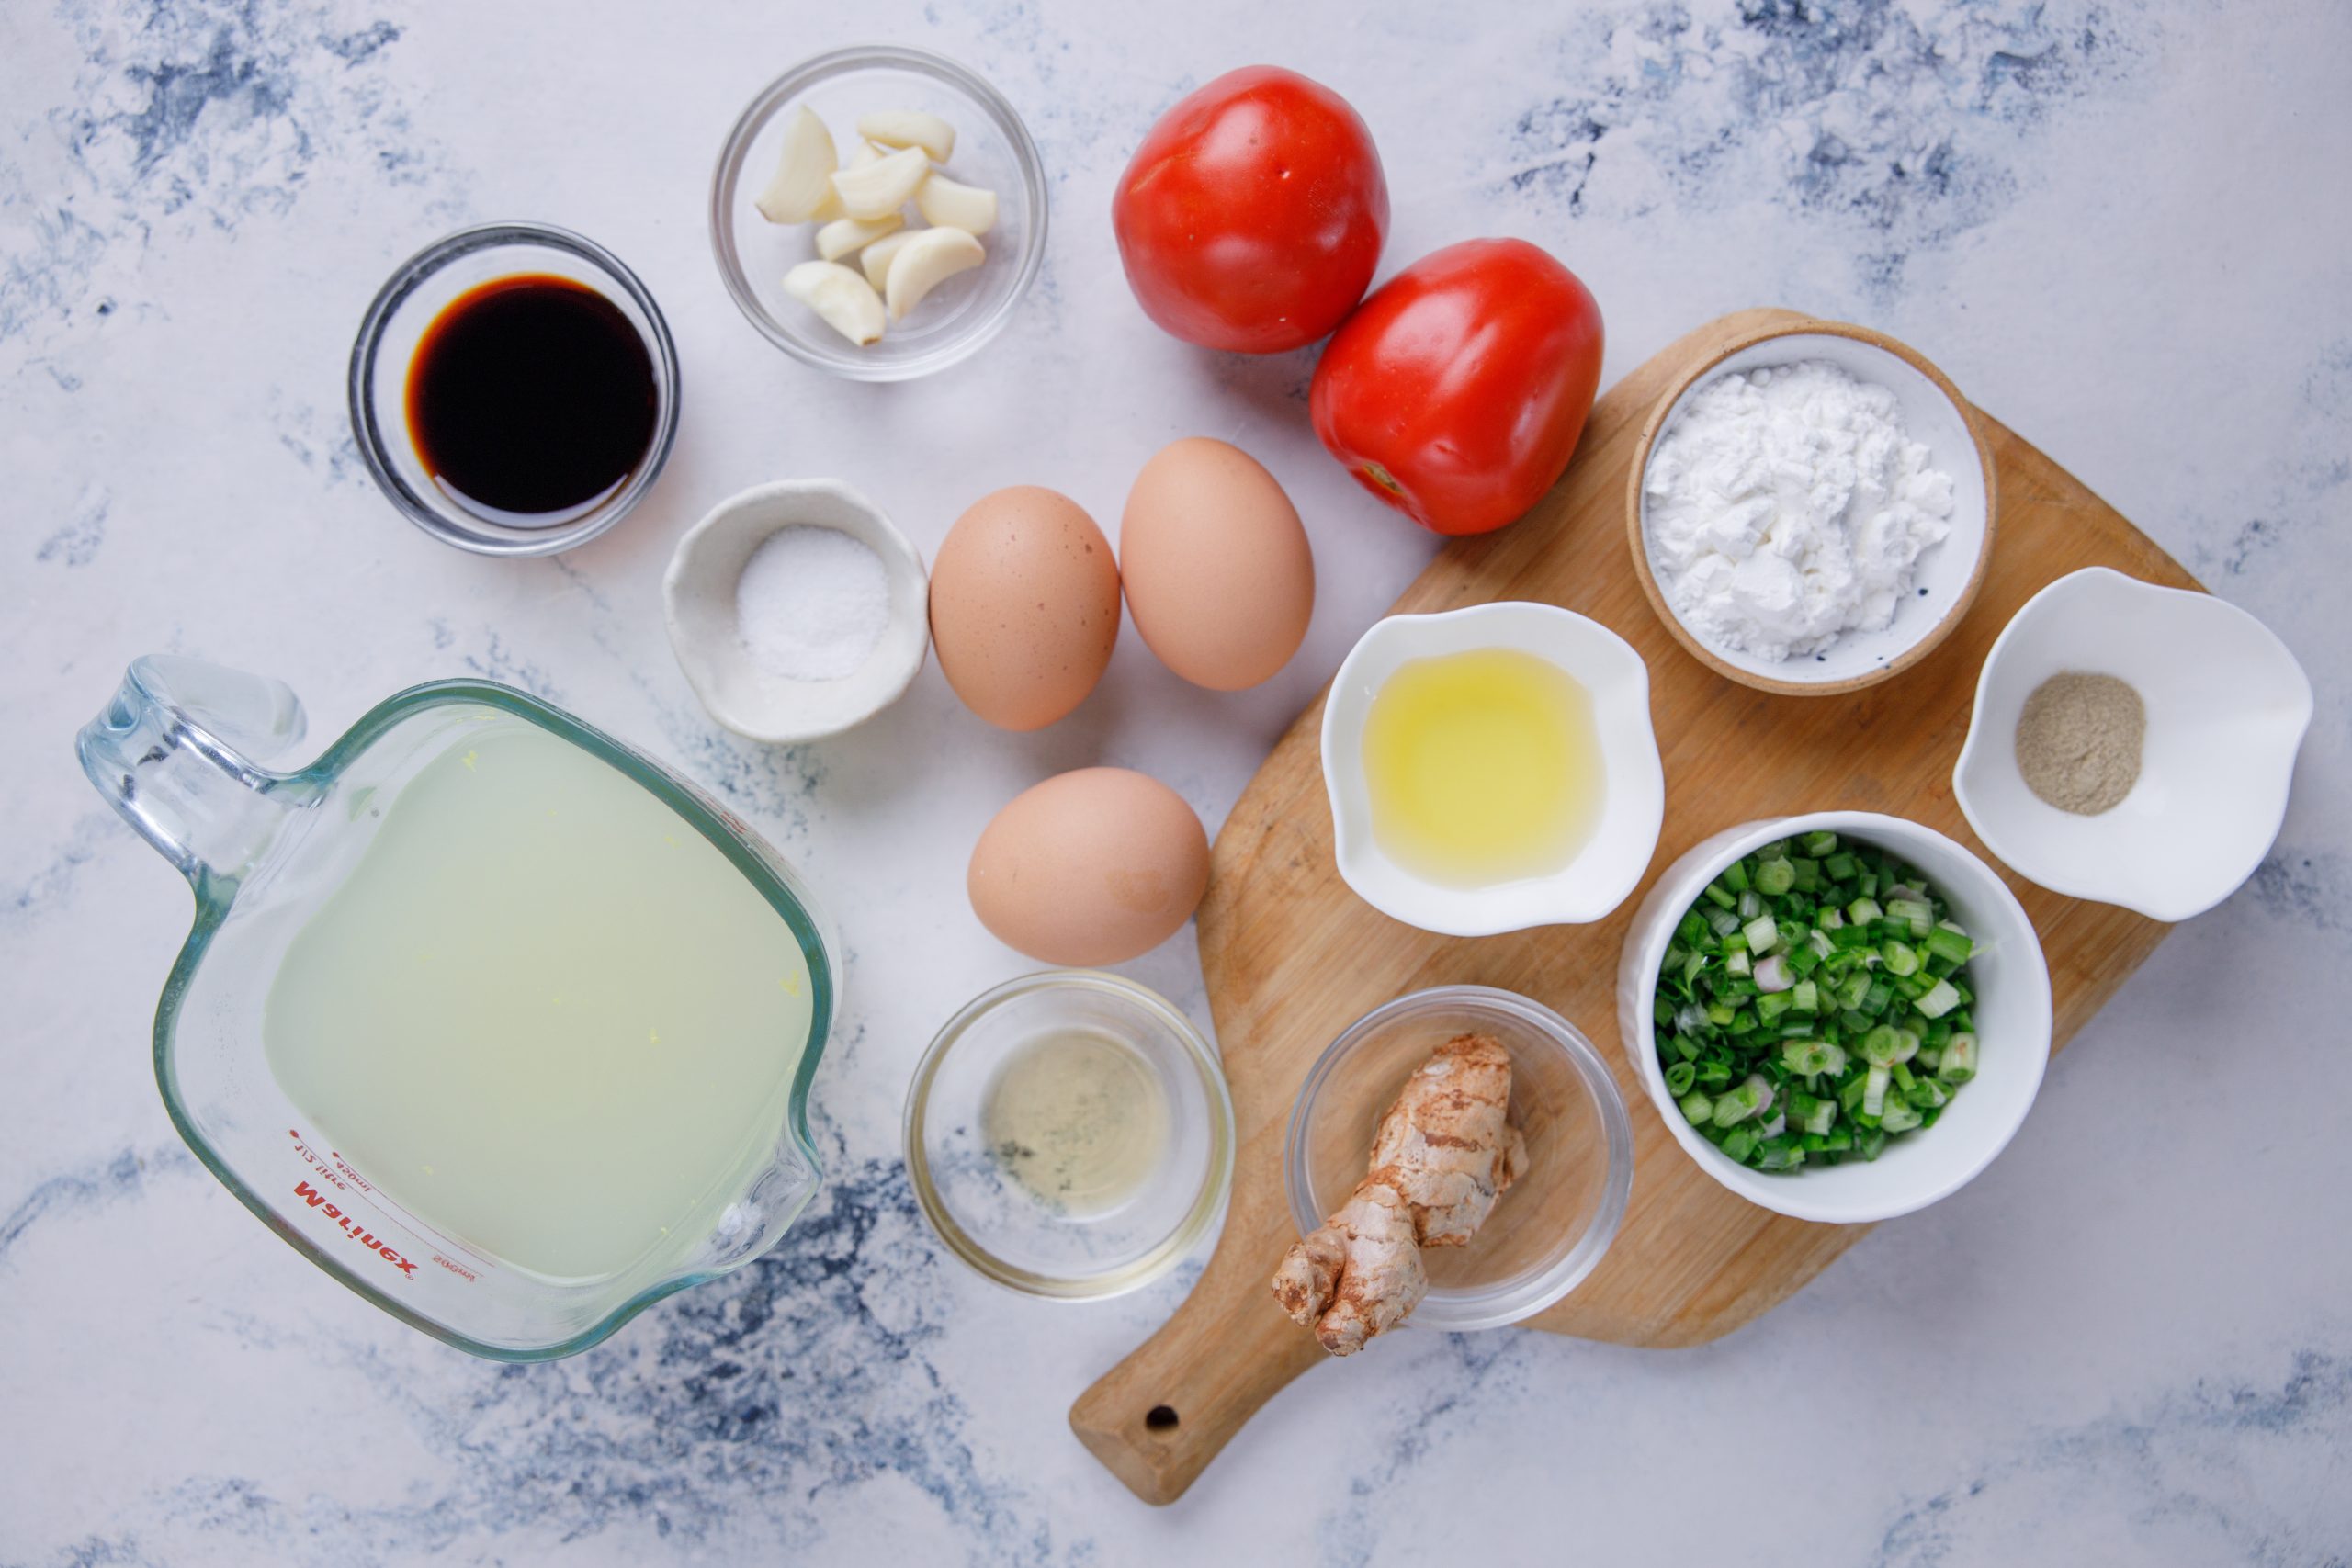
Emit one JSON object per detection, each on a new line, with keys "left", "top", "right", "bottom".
{"left": 264, "top": 718, "right": 812, "bottom": 1282}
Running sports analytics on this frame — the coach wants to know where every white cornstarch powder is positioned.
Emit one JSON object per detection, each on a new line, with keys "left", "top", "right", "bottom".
{"left": 1643, "top": 360, "right": 1956, "bottom": 662}
{"left": 734, "top": 525, "right": 890, "bottom": 682}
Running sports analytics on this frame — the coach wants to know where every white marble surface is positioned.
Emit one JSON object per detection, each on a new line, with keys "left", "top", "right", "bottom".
{"left": 4, "top": 1, "right": 2348, "bottom": 1562}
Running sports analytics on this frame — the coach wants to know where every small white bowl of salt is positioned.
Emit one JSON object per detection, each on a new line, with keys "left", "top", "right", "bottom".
{"left": 664, "top": 479, "right": 930, "bottom": 743}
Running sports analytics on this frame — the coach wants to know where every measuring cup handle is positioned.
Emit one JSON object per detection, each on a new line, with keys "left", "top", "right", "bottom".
{"left": 76, "top": 655, "right": 309, "bottom": 887}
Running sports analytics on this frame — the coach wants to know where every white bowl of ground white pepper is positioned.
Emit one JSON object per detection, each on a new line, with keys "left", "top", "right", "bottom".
{"left": 1953, "top": 567, "right": 2312, "bottom": 922}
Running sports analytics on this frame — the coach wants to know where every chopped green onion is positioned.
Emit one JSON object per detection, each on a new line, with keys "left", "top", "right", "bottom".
{"left": 1885, "top": 897, "right": 1935, "bottom": 938}
{"left": 1916, "top": 977, "right": 1962, "bottom": 1019}
{"left": 1925, "top": 922, "right": 1974, "bottom": 966}
{"left": 1781, "top": 1038, "right": 1844, "bottom": 1076}
{"left": 1939, "top": 1033, "right": 1977, "bottom": 1083}
{"left": 1651, "top": 838, "right": 1984, "bottom": 1173}
{"left": 1711, "top": 1076, "right": 1767, "bottom": 1126}
{"left": 1859, "top": 1025, "right": 1918, "bottom": 1066}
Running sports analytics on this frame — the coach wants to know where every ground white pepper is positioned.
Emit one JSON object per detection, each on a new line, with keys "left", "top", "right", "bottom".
{"left": 2014, "top": 671, "right": 2145, "bottom": 814}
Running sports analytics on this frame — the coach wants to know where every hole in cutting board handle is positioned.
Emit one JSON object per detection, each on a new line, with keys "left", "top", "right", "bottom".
{"left": 1145, "top": 1404, "right": 1180, "bottom": 1433}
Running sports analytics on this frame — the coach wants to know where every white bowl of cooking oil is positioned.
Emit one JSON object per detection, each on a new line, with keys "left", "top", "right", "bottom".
{"left": 1320, "top": 601, "right": 1666, "bottom": 936}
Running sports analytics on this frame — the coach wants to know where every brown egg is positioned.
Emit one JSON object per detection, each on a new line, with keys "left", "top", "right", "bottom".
{"left": 1120, "top": 437, "right": 1315, "bottom": 691}
{"left": 930, "top": 486, "right": 1121, "bottom": 731}
{"left": 967, "top": 767, "right": 1211, "bottom": 965}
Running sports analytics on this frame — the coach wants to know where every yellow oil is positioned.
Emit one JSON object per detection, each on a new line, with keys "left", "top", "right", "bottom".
{"left": 1361, "top": 648, "right": 1605, "bottom": 888}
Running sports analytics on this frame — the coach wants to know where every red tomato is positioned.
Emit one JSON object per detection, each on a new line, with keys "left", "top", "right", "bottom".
{"left": 1309, "top": 239, "right": 1605, "bottom": 536}
{"left": 1113, "top": 66, "right": 1388, "bottom": 355}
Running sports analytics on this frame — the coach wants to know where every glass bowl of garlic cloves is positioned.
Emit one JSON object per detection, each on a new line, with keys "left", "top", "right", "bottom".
{"left": 710, "top": 45, "right": 1048, "bottom": 381}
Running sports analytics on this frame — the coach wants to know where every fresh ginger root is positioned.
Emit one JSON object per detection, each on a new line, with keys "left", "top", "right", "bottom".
{"left": 1272, "top": 1032, "right": 1525, "bottom": 1356}
{"left": 1269, "top": 1171, "right": 1424, "bottom": 1356}
{"left": 1373, "top": 1032, "right": 1528, "bottom": 1245}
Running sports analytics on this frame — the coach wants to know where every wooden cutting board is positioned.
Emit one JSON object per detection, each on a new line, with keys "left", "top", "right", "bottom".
{"left": 1069, "top": 309, "right": 2198, "bottom": 1505}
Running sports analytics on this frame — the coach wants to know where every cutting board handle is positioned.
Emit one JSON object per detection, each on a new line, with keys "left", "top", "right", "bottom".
{"left": 1069, "top": 1235, "right": 1325, "bottom": 1505}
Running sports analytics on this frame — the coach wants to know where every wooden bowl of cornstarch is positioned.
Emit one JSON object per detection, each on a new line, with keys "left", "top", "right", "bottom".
{"left": 1625, "top": 318, "right": 1997, "bottom": 696}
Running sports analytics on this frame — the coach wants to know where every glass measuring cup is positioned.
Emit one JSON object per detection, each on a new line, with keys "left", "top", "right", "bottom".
{"left": 76, "top": 656, "right": 836, "bottom": 1359}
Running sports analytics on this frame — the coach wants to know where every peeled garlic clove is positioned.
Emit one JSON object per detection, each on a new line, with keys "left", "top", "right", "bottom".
{"left": 782, "top": 261, "right": 887, "bottom": 345}
{"left": 860, "top": 228, "right": 920, "bottom": 292}
{"left": 829, "top": 145, "right": 930, "bottom": 220}
{"left": 885, "top": 226, "right": 985, "bottom": 320}
{"left": 753, "top": 107, "right": 839, "bottom": 224}
{"left": 815, "top": 211, "right": 904, "bottom": 262}
{"left": 914, "top": 174, "right": 997, "bottom": 236}
{"left": 809, "top": 144, "right": 881, "bottom": 220}
{"left": 857, "top": 110, "right": 956, "bottom": 164}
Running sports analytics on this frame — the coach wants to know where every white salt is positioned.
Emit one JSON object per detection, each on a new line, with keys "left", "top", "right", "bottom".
{"left": 734, "top": 525, "right": 890, "bottom": 682}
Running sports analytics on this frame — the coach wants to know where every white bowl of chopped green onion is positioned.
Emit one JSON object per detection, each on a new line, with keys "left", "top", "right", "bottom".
{"left": 1615, "top": 812, "right": 2052, "bottom": 1224}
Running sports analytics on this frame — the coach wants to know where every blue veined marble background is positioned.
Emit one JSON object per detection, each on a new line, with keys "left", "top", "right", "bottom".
{"left": 3, "top": 0, "right": 2346, "bottom": 1562}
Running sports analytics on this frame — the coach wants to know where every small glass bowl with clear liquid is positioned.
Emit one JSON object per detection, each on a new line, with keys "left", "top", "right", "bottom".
{"left": 904, "top": 972, "right": 1233, "bottom": 1299}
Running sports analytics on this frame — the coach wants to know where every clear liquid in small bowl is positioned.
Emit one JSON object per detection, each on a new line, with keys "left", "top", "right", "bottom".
{"left": 980, "top": 1030, "right": 1171, "bottom": 1219}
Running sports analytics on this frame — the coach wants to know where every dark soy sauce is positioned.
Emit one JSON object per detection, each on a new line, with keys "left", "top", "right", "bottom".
{"left": 405, "top": 275, "right": 658, "bottom": 521}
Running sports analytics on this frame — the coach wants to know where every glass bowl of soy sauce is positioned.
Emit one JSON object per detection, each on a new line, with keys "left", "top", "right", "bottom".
{"left": 348, "top": 222, "right": 681, "bottom": 557}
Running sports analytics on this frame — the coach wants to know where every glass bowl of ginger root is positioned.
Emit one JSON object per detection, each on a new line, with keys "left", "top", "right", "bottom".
{"left": 1283, "top": 985, "right": 1633, "bottom": 1335}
